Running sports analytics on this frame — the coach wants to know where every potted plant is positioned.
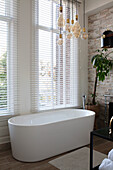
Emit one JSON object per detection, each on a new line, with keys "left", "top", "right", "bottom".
{"left": 86, "top": 48, "right": 112, "bottom": 115}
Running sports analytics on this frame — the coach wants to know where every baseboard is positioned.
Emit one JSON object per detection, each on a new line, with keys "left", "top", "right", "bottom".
{"left": 0, "top": 136, "right": 10, "bottom": 145}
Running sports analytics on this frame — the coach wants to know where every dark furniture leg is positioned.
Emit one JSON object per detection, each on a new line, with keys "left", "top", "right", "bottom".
{"left": 90, "top": 132, "right": 93, "bottom": 170}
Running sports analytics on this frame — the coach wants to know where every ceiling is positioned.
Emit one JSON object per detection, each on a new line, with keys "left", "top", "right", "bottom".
{"left": 86, "top": 0, "right": 113, "bottom": 15}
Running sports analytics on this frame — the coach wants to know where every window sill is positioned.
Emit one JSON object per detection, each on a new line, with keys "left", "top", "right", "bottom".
{"left": 38, "top": 106, "right": 82, "bottom": 113}
{"left": 0, "top": 113, "right": 12, "bottom": 121}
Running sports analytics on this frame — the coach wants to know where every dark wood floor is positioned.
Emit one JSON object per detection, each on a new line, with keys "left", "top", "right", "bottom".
{"left": 0, "top": 136, "right": 113, "bottom": 170}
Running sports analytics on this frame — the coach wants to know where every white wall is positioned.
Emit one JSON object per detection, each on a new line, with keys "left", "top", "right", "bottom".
{"left": 79, "top": 2, "right": 88, "bottom": 104}
{"left": 0, "top": 114, "right": 12, "bottom": 144}
{"left": 0, "top": 0, "right": 32, "bottom": 144}
{"left": 18, "top": 0, "right": 31, "bottom": 115}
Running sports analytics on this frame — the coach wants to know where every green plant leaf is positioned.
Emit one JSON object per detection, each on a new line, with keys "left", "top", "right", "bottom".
{"left": 91, "top": 48, "right": 113, "bottom": 105}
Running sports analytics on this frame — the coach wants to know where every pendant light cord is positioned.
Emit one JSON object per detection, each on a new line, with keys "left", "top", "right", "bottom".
{"left": 60, "top": 28, "right": 61, "bottom": 35}
{"left": 68, "top": 0, "right": 69, "bottom": 19}
{"left": 76, "top": 0, "right": 77, "bottom": 15}
{"left": 83, "top": 0, "right": 85, "bottom": 27}
{"left": 60, "top": 0, "right": 62, "bottom": 6}
{"left": 72, "top": 0, "right": 73, "bottom": 20}
{"left": 68, "top": 0, "right": 69, "bottom": 9}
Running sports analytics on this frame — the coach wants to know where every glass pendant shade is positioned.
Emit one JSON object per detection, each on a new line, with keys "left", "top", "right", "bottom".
{"left": 65, "top": 19, "right": 71, "bottom": 32}
{"left": 57, "top": 6, "right": 65, "bottom": 28}
{"left": 73, "top": 32, "right": 80, "bottom": 38}
{"left": 72, "top": 15, "right": 81, "bottom": 38}
{"left": 81, "top": 27, "right": 88, "bottom": 40}
{"left": 81, "top": 0, "right": 88, "bottom": 40}
{"left": 58, "top": 34, "right": 63, "bottom": 45}
{"left": 66, "top": 19, "right": 73, "bottom": 39}
{"left": 67, "top": 33, "right": 73, "bottom": 39}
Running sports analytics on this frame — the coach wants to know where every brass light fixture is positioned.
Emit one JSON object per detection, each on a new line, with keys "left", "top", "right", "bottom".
{"left": 109, "top": 116, "right": 113, "bottom": 135}
{"left": 72, "top": 0, "right": 81, "bottom": 38}
{"left": 66, "top": 0, "right": 73, "bottom": 39}
{"left": 58, "top": 0, "right": 65, "bottom": 28}
{"left": 57, "top": 0, "right": 65, "bottom": 28}
{"left": 65, "top": 0, "right": 71, "bottom": 32}
{"left": 57, "top": 0, "right": 88, "bottom": 45}
{"left": 57, "top": 0, "right": 65, "bottom": 46}
{"left": 70, "top": 0, "right": 74, "bottom": 33}
{"left": 57, "top": 28, "right": 63, "bottom": 46}
{"left": 81, "top": 0, "right": 88, "bottom": 40}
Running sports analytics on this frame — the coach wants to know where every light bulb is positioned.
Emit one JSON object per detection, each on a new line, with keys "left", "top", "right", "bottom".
{"left": 81, "top": 28, "right": 88, "bottom": 40}
{"left": 66, "top": 19, "right": 72, "bottom": 39}
{"left": 73, "top": 32, "right": 80, "bottom": 38}
{"left": 67, "top": 33, "right": 73, "bottom": 39}
{"left": 65, "top": 23, "right": 71, "bottom": 32}
{"left": 72, "top": 15, "right": 81, "bottom": 38}
{"left": 57, "top": 34, "right": 63, "bottom": 46}
{"left": 65, "top": 19, "right": 71, "bottom": 32}
{"left": 57, "top": 6, "right": 65, "bottom": 28}
{"left": 58, "top": 38, "right": 63, "bottom": 45}
{"left": 72, "top": 21, "right": 81, "bottom": 37}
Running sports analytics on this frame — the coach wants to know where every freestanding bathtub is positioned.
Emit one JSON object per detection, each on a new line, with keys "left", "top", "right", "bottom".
{"left": 8, "top": 109, "right": 95, "bottom": 162}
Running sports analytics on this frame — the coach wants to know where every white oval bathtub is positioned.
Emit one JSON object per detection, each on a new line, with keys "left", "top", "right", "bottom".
{"left": 8, "top": 109, "right": 95, "bottom": 162}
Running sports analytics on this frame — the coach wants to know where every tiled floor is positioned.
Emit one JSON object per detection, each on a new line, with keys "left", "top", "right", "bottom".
{"left": 0, "top": 136, "right": 113, "bottom": 170}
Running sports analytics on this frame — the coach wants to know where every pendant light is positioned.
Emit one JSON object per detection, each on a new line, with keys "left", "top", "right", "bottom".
{"left": 65, "top": 0, "right": 71, "bottom": 32}
{"left": 67, "top": 32, "right": 73, "bottom": 39}
{"left": 57, "top": 0, "right": 65, "bottom": 28}
{"left": 57, "top": 0, "right": 88, "bottom": 45}
{"left": 81, "top": 0, "right": 88, "bottom": 40}
{"left": 70, "top": 0, "right": 74, "bottom": 32}
{"left": 72, "top": 0, "right": 81, "bottom": 38}
{"left": 66, "top": 0, "right": 73, "bottom": 39}
{"left": 58, "top": 28, "right": 63, "bottom": 46}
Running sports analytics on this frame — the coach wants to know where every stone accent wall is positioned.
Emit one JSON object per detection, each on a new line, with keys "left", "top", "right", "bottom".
{"left": 88, "top": 6, "right": 113, "bottom": 120}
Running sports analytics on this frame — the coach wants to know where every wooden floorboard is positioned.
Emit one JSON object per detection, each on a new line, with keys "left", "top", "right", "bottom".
{"left": 92, "top": 137, "right": 113, "bottom": 155}
{"left": 0, "top": 136, "right": 113, "bottom": 170}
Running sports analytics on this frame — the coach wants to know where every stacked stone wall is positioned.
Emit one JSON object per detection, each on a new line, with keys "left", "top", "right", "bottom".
{"left": 88, "top": 7, "right": 113, "bottom": 120}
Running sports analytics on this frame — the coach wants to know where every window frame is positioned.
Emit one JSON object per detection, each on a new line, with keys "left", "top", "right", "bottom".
{"left": 32, "top": 0, "right": 80, "bottom": 112}
{"left": 0, "top": 0, "right": 18, "bottom": 114}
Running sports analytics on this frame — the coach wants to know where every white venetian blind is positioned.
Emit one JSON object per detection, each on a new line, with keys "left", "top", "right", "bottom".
{"left": 32, "top": 0, "right": 80, "bottom": 112}
{"left": 0, "top": 0, "right": 18, "bottom": 114}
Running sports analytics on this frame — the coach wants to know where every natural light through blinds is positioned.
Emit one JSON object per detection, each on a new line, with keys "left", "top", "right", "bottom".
{"left": 0, "top": 0, "right": 18, "bottom": 113}
{"left": 32, "top": 0, "right": 80, "bottom": 111}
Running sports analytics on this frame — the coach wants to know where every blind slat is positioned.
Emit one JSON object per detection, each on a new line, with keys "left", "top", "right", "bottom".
{"left": 0, "top": 0, "right": 18, "bottom": 114}
{"left": 32, "top": 0, "right": 80, "bottom": 112}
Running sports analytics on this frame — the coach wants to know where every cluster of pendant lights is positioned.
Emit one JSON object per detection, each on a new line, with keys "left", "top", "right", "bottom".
{"left": 57, "top": 0, "right": 88, "bottom": 46}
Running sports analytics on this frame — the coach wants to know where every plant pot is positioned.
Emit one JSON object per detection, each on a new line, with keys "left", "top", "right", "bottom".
{"left": 85, "top": 105, "right": 100, "bottom": 116}
{"left": 85, "top": 105, "right": 100, "bottom": 130}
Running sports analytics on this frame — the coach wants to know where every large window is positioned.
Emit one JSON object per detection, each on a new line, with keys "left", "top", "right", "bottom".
{"left": 0, "top": 0, "right": 18, "bottom": 113}
{"left": 32, "top": 0, "right": 80, "bottom": 111}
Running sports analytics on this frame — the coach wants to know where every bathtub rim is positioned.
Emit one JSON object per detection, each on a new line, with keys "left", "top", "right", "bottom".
{"left": 8, "top": 109, "right": 95, "bottom": 127}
